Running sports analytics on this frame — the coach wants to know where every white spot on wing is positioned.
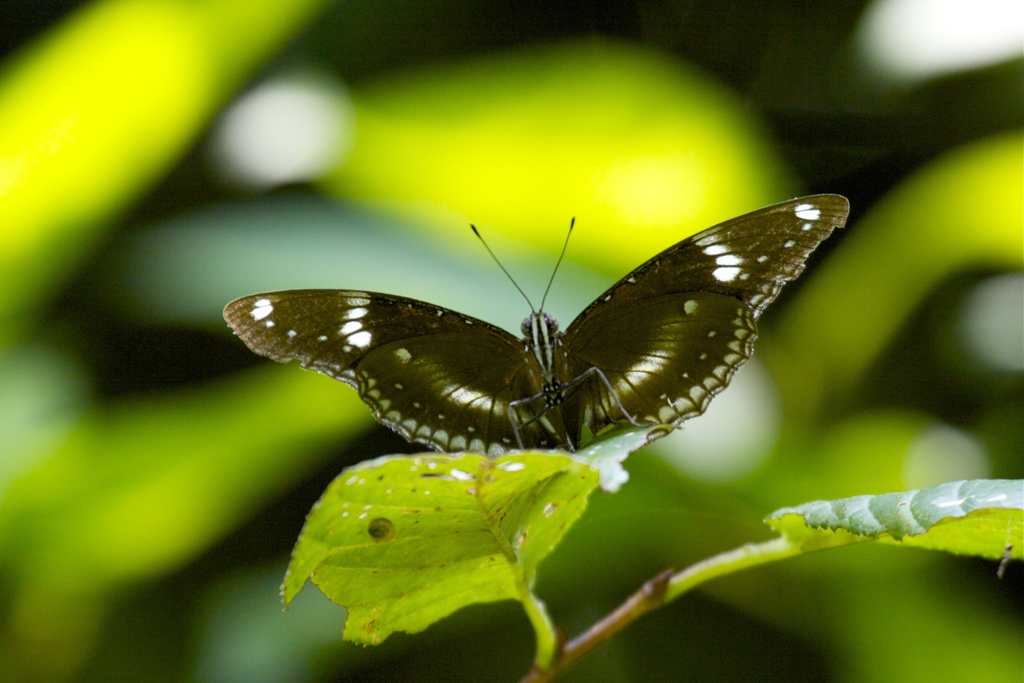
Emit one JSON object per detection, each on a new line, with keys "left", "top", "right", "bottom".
{"left": 349, "top": 330, "right": 372, "bottom": 348}
{"left": 703, "top": 244, "right": 727, "bottom": 256}
{"left": 713, "top": 267, "right": 741, "bottom": 282}
{"left": 716, "top": 254, "right": 742, "bottom": 266}
{"left": 658, "top": 405, "right": 677, "bottom": 423}
{"left": 794, "top": 205, "right": 821, "bottom": 220}
{"left": 684, "top": 300, "right": 698, "bottom": 315}
{"left": 630, "top": 355, "right": 670, "bottom": 374}
{"left": 250, "top": 299, "right": 273, "bottom": 320}
{"left": 339, "top": 321, "right": 362, "bottom": 335}
{"left": 450, "top": 386, "right": 486, "bottom": 405}
{"left": 344, "top": 307, "right": 368, "bottom": 320}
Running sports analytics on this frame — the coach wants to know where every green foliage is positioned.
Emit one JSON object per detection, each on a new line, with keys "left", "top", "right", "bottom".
{"left": 0, "top": 2, "right": 1019, "bottom": 681}
{"left": 767, "top": 479, "right": 1024, "bottom": 558}
{"left": 286, "top": 449, "right": 1023, "bottom": 678}
{"left": 284, "top": 450, "right": 607, "bottom": 669}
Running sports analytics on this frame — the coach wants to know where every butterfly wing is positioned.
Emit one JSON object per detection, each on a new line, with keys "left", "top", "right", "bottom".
{"left": 560, "top": 292, "right": 757, "bottom": 436}
{"left": 561, "top": 194, "right": 849, "bottom": 434}
{"left": 224, "top": 290, "right": 565, "bottom": 454}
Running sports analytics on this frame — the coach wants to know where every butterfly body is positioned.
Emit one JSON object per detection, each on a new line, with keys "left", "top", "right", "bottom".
{"left": 225, "top": 195, "right": 849, "bottom": 455}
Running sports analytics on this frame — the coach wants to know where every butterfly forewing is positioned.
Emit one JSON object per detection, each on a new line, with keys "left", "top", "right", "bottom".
{"left": 567, "top": 195, "right": 850, "bottom": 325}
{"left": 562, "top": 194, "right": 849, "bottom": 436}
{"left": 223, "top": 290, "right": 564, "bottom": 454}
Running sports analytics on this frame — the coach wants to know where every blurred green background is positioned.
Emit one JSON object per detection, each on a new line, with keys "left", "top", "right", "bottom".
{"left": 0, "top": 1, "right": 1021, "bottom": 681}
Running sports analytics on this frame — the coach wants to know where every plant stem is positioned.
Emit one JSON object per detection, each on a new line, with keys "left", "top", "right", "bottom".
{"left": 523, "top": 590, "right": 558, "bottom": 670}
{"left": 519, "top": 536, "right": 805, "bottom": 682}
{"left": 518, "top": 569, "right": 672, "bottom": 683}
{"left": 666, "top": 536, "right": 800, "bottom": 601}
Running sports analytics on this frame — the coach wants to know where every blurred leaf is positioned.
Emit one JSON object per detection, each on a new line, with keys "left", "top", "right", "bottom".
{"left": 754, "top": 410, "right": 927, "bottom": 508}
{"left": 117, "top": 196, "right": 612, "bottom": 335}
{"left": 196, "top": 565, "right": 349, "bottom": 683}
{"left": 283, "top": 451, "right": 599, "bottom": 647}
{"left": 0, "top": 0, "right": 331, "bottom": 342}
{"left": 0, "top": 346, "right": 88, "bottom": 496}
{"left": 325, "top": 40, "right": 795, "bottom": 273}
{"left": 0, "top": 366, "right": 366, "bottom": 591}
{"left": 767, "top": 479, "right": 1024, "bottom": 559}
{"left": 774, "top": 131, "right": 1024, "bottom": 417}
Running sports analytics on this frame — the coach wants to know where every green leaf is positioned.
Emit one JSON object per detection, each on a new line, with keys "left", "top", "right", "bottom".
{"left": 575, "top": 422, "right": 672, "bottom": 492}
{"left": 766, "top": 479, "right": 1024, "bottom": 560}
{"left": 282, "top": 451, "right": 599, "bottom": 646}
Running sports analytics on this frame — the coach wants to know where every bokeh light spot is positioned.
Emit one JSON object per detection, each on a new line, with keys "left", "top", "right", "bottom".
{"left": 857, "top": 0, "right": 1024, "bottom": 82}
{"left": 211, "top": 72, "right": 353, "bottom": 190}
{"left": 903, "top": 423, "right": 991, "bottom": 489}
{"left": 959, "top": 272, "right": 1024, "bottom": 372}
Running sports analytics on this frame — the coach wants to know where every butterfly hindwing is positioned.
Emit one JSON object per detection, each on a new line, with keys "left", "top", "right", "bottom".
{"left": 223, "top": 290, "right": 564, "bottom": 453}
{"left": 562, "top": 292, "right": 757, "bottom": 437}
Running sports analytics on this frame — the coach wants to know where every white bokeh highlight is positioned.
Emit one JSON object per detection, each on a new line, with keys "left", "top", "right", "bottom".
{"left": 959, "top": 273, "right": 1024, "bottom": 373}
{"left": 655, "top": 360, "right": 780, "bottom": 483}
{"left": 903, "top": 423, "right": 991, "bottom": 489}
{"left": 857, "top": 0, "right": 1024, "bottom": 82}
{"left": 211, "top": 73, "right": 354, "bottom": 190}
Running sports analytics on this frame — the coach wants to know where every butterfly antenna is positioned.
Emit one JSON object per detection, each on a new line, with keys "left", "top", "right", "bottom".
{"left": 471, "top": 225, "right": 535, "bottom": 313}
{"left": 539, "top": 217, "right": 574, "bottom": 311}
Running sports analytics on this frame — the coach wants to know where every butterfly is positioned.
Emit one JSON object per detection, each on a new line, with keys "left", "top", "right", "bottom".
{"left": 224, "top": 195, "right": 849, "bottom": 455}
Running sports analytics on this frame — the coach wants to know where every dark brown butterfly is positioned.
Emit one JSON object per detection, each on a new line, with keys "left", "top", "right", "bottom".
{"left": 224, "top": 195, "right": 849, "bottom": 455}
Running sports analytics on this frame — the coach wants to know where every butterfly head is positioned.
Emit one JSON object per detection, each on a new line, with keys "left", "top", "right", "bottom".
{"left": 521, "top": 312, "right": 559, "bottom": 339}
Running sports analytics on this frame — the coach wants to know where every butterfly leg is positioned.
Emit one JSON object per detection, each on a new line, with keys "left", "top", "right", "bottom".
{"left": 509, "top": 391, "right": 544, "bottom": 449}
{"left": 509, "top": 392, "right": 575, "bottom": 451}
{"left": 568, "top": 366, "right": 655, "bottom": 429}
{"left": 509, "top": 365, "right": 654, "bottom": 450}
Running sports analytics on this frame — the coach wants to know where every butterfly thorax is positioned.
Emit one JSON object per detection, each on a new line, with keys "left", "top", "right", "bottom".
{"left": 521, "top": 312, "right": 567, "bottom": 403}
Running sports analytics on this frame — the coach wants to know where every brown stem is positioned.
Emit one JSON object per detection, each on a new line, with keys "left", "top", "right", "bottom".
{"left": 518, "top": 569, "right": 674, "bottom": 683}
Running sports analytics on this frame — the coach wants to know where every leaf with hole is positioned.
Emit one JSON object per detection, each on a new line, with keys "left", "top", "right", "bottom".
{"left": 282, "top": 451, "right": 600, "bottom": 645}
